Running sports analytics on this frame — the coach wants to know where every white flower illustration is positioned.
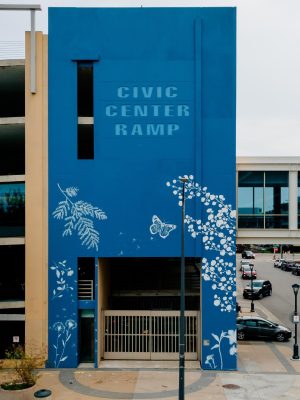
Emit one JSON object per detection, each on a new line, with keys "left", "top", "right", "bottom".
{"left": 205, "top": 354, "right": 216, "bottom": 369}
{"left": 52, "top": 318, "right": 77, "bottom": 367}
{"left": 166, "top": 176, "right": 236, "bottom": 312}
{"left": 166, "top": 177, "right": 235, "bottom": 256}
{"left": 53, "top": 322, "right": 65, "bottom": 333}
{"left": 202, "top": 257, "right": 236, "bottom": 312}
{"left": 206, "top": 329, "right": 237, "bottom": 369}
{"left": 226, "top": 329, "right": 236, "bottom": 345}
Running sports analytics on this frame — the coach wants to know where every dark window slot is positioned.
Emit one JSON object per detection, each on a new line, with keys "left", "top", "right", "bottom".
{"left": 77, "top": 124, "right": 94, "bottom": 159}
{"left": 77, "top": 63, "right": 93, "bottom": 117}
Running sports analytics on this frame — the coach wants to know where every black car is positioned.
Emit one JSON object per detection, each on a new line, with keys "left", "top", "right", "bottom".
{"left": 243, "top": 280, "right": 272, "bottom": 299}
{"left": 237, "top": 316, "right": 292, "bottom": 342}
{"left": 292, "top": 264, "right": 300, "bottom": 276}
{"left": 280, "top": 260, "right": 295, "bottom": 271}
{"left": 242, "top": 250, "right": 255, "bottom": 259}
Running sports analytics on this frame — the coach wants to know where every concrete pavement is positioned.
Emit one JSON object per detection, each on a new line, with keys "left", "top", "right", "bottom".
{"left": 1, "top": 254, "right": 300, "bottom": 399}
{"left": 1, "top": 339, "right": 300, "bottom": 400}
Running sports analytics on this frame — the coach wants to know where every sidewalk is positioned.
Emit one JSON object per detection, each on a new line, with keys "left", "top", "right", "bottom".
{"left": 1, "top": 273, "right": 299, "bottom": 399}
{"left": 1, "top": 343, "right": 300, "bottom": 400}
{"left": 1, "top": 359, "right": 300, "bottom": 400}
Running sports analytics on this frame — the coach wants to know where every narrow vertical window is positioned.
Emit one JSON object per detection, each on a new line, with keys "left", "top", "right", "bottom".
{"left": 77, "top": 63, "right": 94, "bottom": 159}
{"left": 77, "top": 124, "right": 94, "bottom": 159}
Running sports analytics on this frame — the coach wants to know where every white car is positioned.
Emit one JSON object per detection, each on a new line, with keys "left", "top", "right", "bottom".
{"left": 239, "top": 259, "right": 254, "bottom": 271}
{"left": 274, "top": 258, "right": 285, "bottom": 268}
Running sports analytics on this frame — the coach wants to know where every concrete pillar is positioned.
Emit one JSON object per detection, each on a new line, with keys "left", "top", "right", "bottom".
{"left": 25, "top": 32, "right": 48, "bottom": 357}
{"left": 289, "top": 171, "right": 298, "bottom": 230}
{"left": 98, "top": 259, "right": 110, "bottom": 362}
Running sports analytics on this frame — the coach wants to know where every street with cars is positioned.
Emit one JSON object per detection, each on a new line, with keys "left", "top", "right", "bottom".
{"left": 236, "top": 252, "right": 300, "bottom": 343}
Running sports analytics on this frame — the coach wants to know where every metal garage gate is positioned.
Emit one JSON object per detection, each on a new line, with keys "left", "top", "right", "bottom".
{"left": 103, "top": 310, "right": 199, "bottom": 360}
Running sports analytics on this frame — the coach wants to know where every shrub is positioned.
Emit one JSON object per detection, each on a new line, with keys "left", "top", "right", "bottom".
{"left": 1, "top": 345, "right": 39, "bottom": 389}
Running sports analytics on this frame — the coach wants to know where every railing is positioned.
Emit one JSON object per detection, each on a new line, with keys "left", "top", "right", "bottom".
{"left": 103, "top": 310, "right": 199, "bottom": 360}
{"left": 78, "top": 280, "right": 93, "bottom": 300}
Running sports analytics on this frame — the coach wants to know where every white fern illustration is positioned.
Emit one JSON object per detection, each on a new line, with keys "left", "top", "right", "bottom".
{"left": 53, "top": 184, "right": 107, "bottom": 251}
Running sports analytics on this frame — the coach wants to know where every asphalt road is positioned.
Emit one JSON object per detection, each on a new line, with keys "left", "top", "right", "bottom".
{"left": 237, "top": 253, "right": 300, "bottom": 331}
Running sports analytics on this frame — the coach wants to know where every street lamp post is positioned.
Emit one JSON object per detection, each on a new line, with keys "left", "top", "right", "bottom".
{"left": 250, "top": 264, "right": 255, "bottom": 312}
{"left": 292, "top": 284, "right": 300, "bottom": 360}
{"left": 179, "top": 177, "right": 188, "bottom": 400}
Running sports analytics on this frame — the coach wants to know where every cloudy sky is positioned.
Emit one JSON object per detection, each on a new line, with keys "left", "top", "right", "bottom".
{"left": 0, "top": 0, "right": 299, "bottom": 157}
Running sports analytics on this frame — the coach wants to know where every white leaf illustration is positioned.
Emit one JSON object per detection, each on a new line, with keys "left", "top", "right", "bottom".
{"left": 53, "top": 184, "right": 107, "bottom": 250}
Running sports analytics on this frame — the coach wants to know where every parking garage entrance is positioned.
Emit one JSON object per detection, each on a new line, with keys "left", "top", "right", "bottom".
{"left": 103, "top": 310, "right": 198, "bottom": 360}
{"left": 98, "top": 258, "right": 200, "bottom": 361}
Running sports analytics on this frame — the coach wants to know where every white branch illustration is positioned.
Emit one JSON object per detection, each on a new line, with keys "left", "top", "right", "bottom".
{"left": 166, "top": 176, "right": 236, "bottom": 312}
{"left": 52, "top": 184, "right": 107, "bottom": 251}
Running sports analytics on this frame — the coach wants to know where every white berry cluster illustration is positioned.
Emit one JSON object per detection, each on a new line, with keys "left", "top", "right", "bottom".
{"left": 166, "top": 175, "right": 236, "bottom": 312}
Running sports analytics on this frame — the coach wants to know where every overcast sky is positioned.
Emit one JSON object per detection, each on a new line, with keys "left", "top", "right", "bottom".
{"left": 0, "top": 0, "right": 299, "bottom": 157}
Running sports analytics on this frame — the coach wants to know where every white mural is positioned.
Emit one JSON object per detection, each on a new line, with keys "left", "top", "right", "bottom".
{"left": 202, "top": 257, "right": 235, "bottom": 312}
{"left": 149, "top": 214, "right": 176, "bottom": 239}
{"left": 166, "top": 176, "right": 235, "bottom": 256}
{"left": 204, "top": 329, "right": 237, "bottom": 369}
{"left": 52, "top": 319, "right": 77, "bottom": 368}
{"left": 50, "top": 260, "right": 74, "bottom": 301}
{"left": 166, "top": 176, "right": 236, "bottom": 312}
{"left": 52, "top": 184, "right": 107, "bottom": 251}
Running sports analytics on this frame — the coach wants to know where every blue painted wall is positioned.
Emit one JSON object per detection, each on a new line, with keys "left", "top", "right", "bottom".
{"left": 48, "top": 7, "right": 236, "bottom": 370}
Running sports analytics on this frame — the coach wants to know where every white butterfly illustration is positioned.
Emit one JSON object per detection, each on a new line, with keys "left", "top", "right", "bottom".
{"left": 149, "top": 215, "right": 176, "bottom": 239}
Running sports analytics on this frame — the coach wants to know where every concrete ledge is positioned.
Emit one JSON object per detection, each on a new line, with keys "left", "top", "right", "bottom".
{"left": 0, "top": 301, "right": 25, "bottom": 309}
{"left": 0, "top": 314, "right": 25, "bottom": 321}
{"left": 0, "top": 237, "right": 25, "bottom": 245}
{"left": 0, "top": 59, "right": 24, "bottom": 66}
{"left": 0, "top": 117, "right": 24, "bottom": 125}
{"left": 0, "top": 175, "right": 25, "bottom": 183}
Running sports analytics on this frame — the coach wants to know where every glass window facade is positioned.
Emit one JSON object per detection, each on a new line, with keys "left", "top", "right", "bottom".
{"left": 238, "top": 171, "right": 288, "bottom": 229}
{"left": 0, "top": 182, "right": 25, "bottom": 237}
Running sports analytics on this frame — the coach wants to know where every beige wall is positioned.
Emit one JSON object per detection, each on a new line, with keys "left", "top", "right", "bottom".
{"left": 98, "top": 259, "right": 110, "bottom": 360}
{"left": 25, "top": 32, "right": 48, "bottom": 357}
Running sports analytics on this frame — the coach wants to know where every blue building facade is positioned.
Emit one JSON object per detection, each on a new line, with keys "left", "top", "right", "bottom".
{"left": 48, "top": 7, "right": 236, "bottom": 370}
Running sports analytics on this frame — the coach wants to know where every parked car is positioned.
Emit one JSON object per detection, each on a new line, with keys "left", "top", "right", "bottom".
{"left": 243, "top": 280, "right": 272, "bottom": 299}
{"left": 291, "top": 264, "right": 300, "bottom": 276}
{"left": 274, "top": 258, "right": 285, "bottom": 268}
{"left": 239, "top": 259, "right": 254, "bottom": 271}
{"left": 242, "top": 250, "right": 255, "bottom": 259}
{"left": 241, "top": 265, "right": 257, "bottom": 279}
{"left": 280, "top": 260, "right": 296, "bottom": 272}
{"left": 237, "top": 316, "right": 292, "bottom": 342}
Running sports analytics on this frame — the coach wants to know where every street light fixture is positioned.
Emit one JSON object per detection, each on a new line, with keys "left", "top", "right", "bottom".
{"left": 250, "top": 264, "right": 255, "bottom": 312}
{"left": 292, "top": 283, "right": 300, "bottom": 360}
{"left": 179, "top": 176, "right": 188, "bottom": 400}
